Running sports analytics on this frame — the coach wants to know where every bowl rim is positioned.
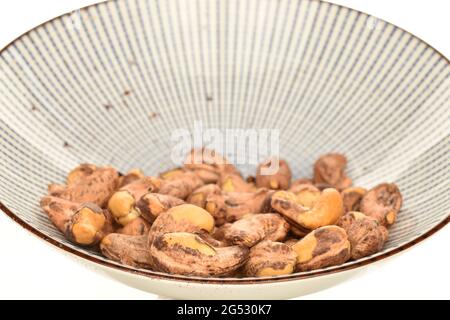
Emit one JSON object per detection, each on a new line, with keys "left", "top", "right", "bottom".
{"left": 0, "top": 0, "right": 449, "bottom": 285}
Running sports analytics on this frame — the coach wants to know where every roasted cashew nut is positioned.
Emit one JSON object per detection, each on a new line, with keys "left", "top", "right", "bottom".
{"left": 313, "top": 153, "right": 352, "bottom": 191}
{"left": 243, "top": 240, "right": 297, "bottom": 277}
{"left": 148, "top": 204, "right": 215, "bottom": 244}
{"left": 360, "top": 183, "right": 402, "bottom": 226}
{"left": 292, "top": 225, "right": 351, "bottom": 271}
{"left": 100, "top": 234, "right": 153, "bottom": 269}
{"left": 151, "top": 232, "right": 249, "bottom": 277}
{"left": 271, "top": 188, "right": 344, "bottom": 231}
{"left": 40, "top": 196, "right": 110, "bottom": 246}
{"left": 224, "top": 213, "right": 289, "bottom": 247}
{"left": 52, "top": 167, "right": 119, "bottom": 207}
{"left": 256, "top": 158, "right": 292, "bottom": 190}
{"left": 341, "top": 187, "right": 367, "bottom": 213}
{"left": 337, "top": 211, "right": 388, "bottom": 259}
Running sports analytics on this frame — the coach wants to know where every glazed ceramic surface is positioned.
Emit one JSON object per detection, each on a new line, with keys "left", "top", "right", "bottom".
{"left": 0, "top": 0, "right": 448, "bottom": 299}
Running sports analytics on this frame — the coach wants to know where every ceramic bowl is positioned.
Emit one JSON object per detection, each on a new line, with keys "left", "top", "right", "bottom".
{"left": 0, "top": 0, "right": 449, "bottom": 299}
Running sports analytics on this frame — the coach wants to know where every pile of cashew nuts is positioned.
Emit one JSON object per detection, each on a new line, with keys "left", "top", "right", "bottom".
{"left": 40, "top": 149, "right": 402, "bottom": 277}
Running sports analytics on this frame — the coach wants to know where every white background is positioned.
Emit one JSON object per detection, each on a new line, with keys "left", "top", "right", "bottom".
{"left": 0, "top": 0, "right": 448, "bottom": 300}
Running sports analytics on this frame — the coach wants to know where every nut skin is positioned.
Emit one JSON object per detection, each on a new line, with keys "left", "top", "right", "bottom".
{"left": 40, "top": 196, "right": 80, "bottom": 232}
{"left": 137, "top": 193, "right": 185, "bottom": 222}
{"left": 191, "top": 167, "right": 221, "bottom": 184}
{"left": 212, "top": 223, "right": 233, "bottom": 242}
{"left": 100, "top": 234, "right": 153, "bottom": 269}
{"left": 159, "top": 167, "right": 187, "bottom": 181}
{"left": 159, "top": 171, "right": 204, "bottom": 200}
{"left": 224, "top": 213, "right": 290, "bottom": 247}
{"left": 341, "top": 187, "right": 367, "bottom": 213}
{"left": 289, "top": 223, "right": 312, "bottom": 238}
{"left": 197, "top": 232, "right": 229, "bottom": 248}
{"left": 66, "top": 163, "right": 97, "bottom": 185}
{"left": 148, "top": 204, "right": 215, "bottom": 244}
{"left": 120, "top": 177, "right": 162, "bottom": 197}
{"left": 183, "top": 148, "right": 240, "bottom": 183}
{"left": 360, "top": 183, "right": 403, "bottom": 226}
{"left": 335, "top": 211, "right": 367, "bottom": 231}
{"left": 50, "top": 167, "right": 119, "bottom": 207}
{"left": 347, "top": 219, "right": 388, "bottom": 260}
{"left": 243, "top": 240, "right": 297, "bottom": 277}
{"left": 292, "top": 226, "right": 351, "bottom": 271}
{"left": 40, "top": 196, "right": 111, "bottom": 246}
{"left": 118, "top": 168, "right": 145, "bottom": 188}
{"left": 256, "top": 158, "right": 292, "bottom": 190}
{"left": 205, "top": 189, "right": 272, "bottom": 224}
{"left": 48, "top": 183, "right": 66, "bottom": 196}
{"left": 219, "top": 173, "right": 256, "bottom": 193}
{"left": 187, "top": 184, "right": 221, "bottom": 209}
{"left": 337, "top": 212, "right": 388, "bottom": 259}
{"left": 313, "top": 153, "right": 352, "bottom": 191}
{"left": 246, "top": 176, "right": 256, "bottom": 184}
{"left": 117, "top": 217, "right": 151, "bottom": 236}
{"left": 160, "top": 166, "right": 218, "bottom": 187}
{"left": 314, "top": 183, "right": 335, "bottom": 191}
{"left": 150, "top": 232, "right": 249, "bottom": 277}
{"left": 100, "top": 209, "right": 116, "bottom": 236}
{"left": 271, "top": 188, "right": 344, "bottom": 231}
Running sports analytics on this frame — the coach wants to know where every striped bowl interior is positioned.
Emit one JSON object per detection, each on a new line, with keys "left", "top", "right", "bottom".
{"left": 0, "top": 0, "right": 449, "bottom": 282}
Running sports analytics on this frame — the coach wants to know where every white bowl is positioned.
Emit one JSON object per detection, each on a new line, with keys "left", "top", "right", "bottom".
{"left": 0, "top": 0, "right": 448, "bottom": 299}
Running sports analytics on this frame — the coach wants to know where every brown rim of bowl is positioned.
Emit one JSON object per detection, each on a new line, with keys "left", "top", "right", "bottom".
{"left": 0, "top": 0, "right": 449, "bottom": 284}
